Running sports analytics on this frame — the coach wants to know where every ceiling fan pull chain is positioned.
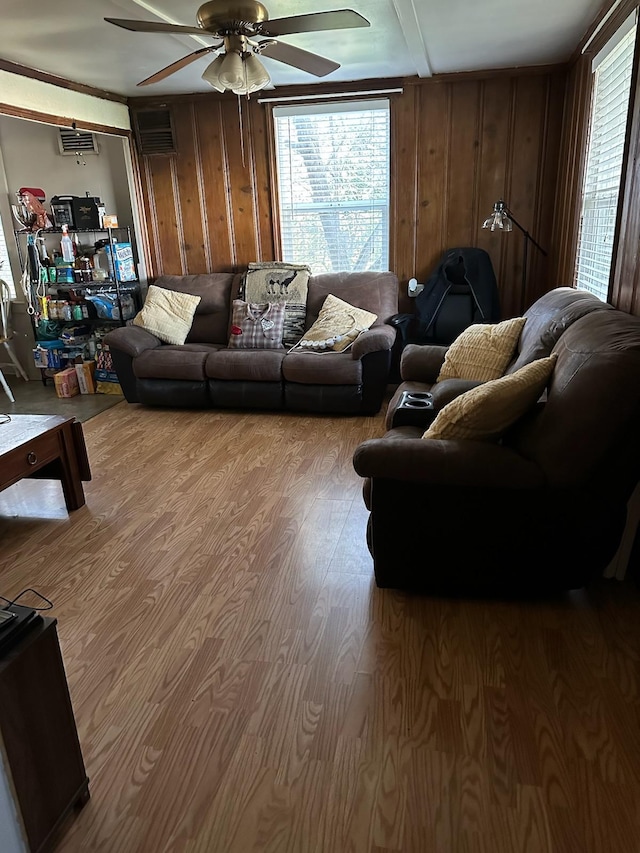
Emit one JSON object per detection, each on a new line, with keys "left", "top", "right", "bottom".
{"left": 237, "top": 92, "right": 246, "bottom": 170}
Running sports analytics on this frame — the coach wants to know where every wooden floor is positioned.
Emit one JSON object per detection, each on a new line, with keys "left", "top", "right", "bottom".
{"left": 1, "top": 402, "right": 640, "bottom": 853}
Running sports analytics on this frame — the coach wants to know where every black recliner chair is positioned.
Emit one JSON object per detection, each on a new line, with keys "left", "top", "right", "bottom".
{"left": 388, "top": 248, "right": 501, "bottom": 376}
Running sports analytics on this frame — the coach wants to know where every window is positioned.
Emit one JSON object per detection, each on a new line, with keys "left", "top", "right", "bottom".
{"left": 575, "top": 15, "right": 637, "bottom": 301}
{"left": 273, "top": 99, "right": 390, "bottom": 274}
{"left": 0, "top": 217, "right": 16, "bottom": 298}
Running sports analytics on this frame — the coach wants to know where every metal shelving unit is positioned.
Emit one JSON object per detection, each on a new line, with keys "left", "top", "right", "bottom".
{"left": 14, "top": 225, "right": 139, "bottom": 328}
{"left": 14, "top": 225, "right": 140, "bottom": 381}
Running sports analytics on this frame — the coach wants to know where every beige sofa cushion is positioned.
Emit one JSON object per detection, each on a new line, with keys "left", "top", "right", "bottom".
{"left": 133, "top": 285, "right": 201, "bottom": 346}
{"left": 424, "top": 354, "right": 557, "bottom": 442}
{"left": 297, "top": 294, "right": 377, "bottom": 353}
{"left": 438, "top": 317, "right": 526, "bottom": 382}
{"left": 283, "top": 350, "right": 363, "bottom": 385}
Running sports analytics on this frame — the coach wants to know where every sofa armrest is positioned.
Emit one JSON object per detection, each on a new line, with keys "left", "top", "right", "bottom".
{"left": 400, "top": 344, "right": 449, "bottom": 382}
{"left": 351, "top": 325, "right": 396, "bottom": 359}
{"left": 430, "top": 377, "right": 483, "bottom": 408}
{"left": 103, "top": 326, "right": 163, "bottom": 358}
{"left": 353, "top": 433, "right": 544, "bottom": 488}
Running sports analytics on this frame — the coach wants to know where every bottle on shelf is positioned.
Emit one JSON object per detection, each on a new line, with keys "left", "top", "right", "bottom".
{"left": 60, "top": 225, "right": 74, "bottom": 263}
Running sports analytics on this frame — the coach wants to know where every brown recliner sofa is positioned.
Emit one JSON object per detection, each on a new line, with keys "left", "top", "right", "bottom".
{"left": 104, "top": 270, "right": 399, "bottom": 414}
{"left": 353, "top": 288, "right": 640, "bottom": 593}
{"left": 385, "top": 286, "right": 612, "bottom": 429}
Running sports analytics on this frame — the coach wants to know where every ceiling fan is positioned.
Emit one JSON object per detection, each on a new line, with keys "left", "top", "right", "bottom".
{"left": 105, "top": 1, "right": 370, "bottom": 93}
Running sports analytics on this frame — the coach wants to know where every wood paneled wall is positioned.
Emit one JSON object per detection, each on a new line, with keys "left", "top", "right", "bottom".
{"left": 135, "top": 98, "right": 275, "bottom": 276}
{"left": 390, "top": 74, "right": 565, "bottom": 315}
{"left": 131, "top": 68, "right": 566, "bottom": 317}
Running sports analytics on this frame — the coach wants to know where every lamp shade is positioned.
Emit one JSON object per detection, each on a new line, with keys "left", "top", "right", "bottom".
{"left": 218, "top": 51, "right": 245, "bottom": 90}
{"left": 242, "top": 54, "right": 271, "bottom": 93}
{"left": 201, "top": 55, "right": 226, "bottom": 92}
{"left": 202, "top": 51, "right": 270, "bottom": 95}
{"left": 482, "top": 200, "right": 513, "bottom": 232}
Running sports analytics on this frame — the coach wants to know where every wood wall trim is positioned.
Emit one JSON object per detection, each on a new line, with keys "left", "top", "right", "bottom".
{"left": 127, "top": 67, "right": 568, "bottom": 112}
{"left": 125, "top": 135, "right": 154, "bottom": 282}
{"left": 571, "top": 0, "right": 639, "bottom": 63}
{"left": 422, "top": 63, "right": 568, "bottom": 83}
{"left": 264, "top": 105, "right": 283, "bottom": 260}
{"left": 0, "top": 59, "right": 127, "bottom": 104}
{"left": 0, "top": 103, "right": 131, "bottom": 136}
{"left": 127, "top": 78, "right": 407, "bottom": 109}
{"left": 610, "top": 21, "right": 640, "bottom": 312}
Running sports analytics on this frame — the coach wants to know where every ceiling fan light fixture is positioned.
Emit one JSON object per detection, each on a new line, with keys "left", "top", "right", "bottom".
{"left": 202, "top": 49, "right": 270, "bottom": 94}
{"left": 241, "top": 53, "right": 271, "bottom": 92}
{"left": 111, "top": 3, "right": 371, "bottom": 89}
{"left": 218, "top": 50, "right": 245, "bottom": 89}
{"left": 201, "top": 54, "right": 227, "bottom": 91}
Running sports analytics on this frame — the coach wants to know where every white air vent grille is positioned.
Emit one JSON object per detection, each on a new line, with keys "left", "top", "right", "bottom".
{"left": 58, "top": 128, "right": 99, "bottom": 155}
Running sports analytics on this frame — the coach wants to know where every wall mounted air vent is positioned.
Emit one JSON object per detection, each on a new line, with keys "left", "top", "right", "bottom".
{"left": 133, "top": 108, "right": 176, "bottom": 155}
{"left": 58, "top": 128, "right": 99, "bottom": 155}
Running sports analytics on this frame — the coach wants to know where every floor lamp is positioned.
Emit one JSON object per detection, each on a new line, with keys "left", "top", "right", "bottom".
{"left": 482, "top": 200, "right": 547, "bottom": 312}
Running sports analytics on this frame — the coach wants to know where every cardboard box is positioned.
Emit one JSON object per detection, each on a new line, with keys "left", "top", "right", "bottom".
{"left": 54, "top": 367, "right": 79, "bottom": 398}
{"left": 102, "top": 214, "right": 119, "bottom": 228}
{"left": 96, "top": 380, "right": 123, "bottom": 395}
{"left": 33, "top": 339, "right": 65, "bottom": 369}
{"left": 75, "top": 361, "right": 96, "bottom": 394}
{"left": 105, "top": 242, "right": 137, "bottom": 281}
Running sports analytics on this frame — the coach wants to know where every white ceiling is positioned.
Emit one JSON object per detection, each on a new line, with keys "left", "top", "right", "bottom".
{"left": 0, "top": 0, "right": 604, "bottom": 97}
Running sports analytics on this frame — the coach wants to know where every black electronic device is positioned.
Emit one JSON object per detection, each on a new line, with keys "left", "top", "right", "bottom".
{"left": 51, "top": 195, "right": 102, "bottom": 230}
{"left": 0, "top": 604, "right": 42, "bottom": 656}
{"left": 0, "top": 610, "right": 17, "bottom": 629}
{"left": 51, "top": 196, "right": 74, "bottom": 228}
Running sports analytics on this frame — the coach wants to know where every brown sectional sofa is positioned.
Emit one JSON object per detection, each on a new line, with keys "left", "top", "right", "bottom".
{"left": 353, "top": 287, "right": 640, "bottom": 593}
{"left": 104, "top": 269, "right": 399, "bottom": 414}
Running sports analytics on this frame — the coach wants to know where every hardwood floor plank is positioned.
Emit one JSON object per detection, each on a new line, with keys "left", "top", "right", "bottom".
{"left": 1, "top": 403, "right": 640, "bottom": 851}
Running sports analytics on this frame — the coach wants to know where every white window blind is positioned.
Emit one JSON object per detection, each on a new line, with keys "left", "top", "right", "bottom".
{"left": 0, "top": 220, "right": 16, "bottom": 299}
{"left": 575, "top": 17, "right": 637, "bottom": 301}
{"left": 273, "top": 99, "right": 390, "bottom": 274}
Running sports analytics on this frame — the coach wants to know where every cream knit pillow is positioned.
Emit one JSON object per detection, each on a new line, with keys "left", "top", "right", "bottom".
{"left": 133, "top": 285, "right": 201, "bottom": 345}
{"left": 437, "top": 317, "right": 526, "bottom": 382}
{"left": 424, "top": 354, "right": 557, "bottom": 442}
{"left": 297, "top": 294, "right": 377, "bottom": 353}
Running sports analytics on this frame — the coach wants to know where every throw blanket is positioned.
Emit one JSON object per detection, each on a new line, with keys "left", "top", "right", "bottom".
{"left": 242, "top": 262, "right": 310, "bottom": 348}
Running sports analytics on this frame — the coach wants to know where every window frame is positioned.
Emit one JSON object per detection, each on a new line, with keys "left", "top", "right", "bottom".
{"left": 574, "top": 11, "right": 638, "bottom": 302}
{"left": 269, "top": 97, "right": 391, "bottom": 276}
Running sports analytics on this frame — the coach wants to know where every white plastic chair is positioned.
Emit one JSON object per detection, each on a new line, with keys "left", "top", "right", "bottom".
{"left": 1, "top": 278, "right": 29, "bottom": 403}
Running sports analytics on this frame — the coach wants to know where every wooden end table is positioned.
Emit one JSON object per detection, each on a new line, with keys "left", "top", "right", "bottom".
{"left": 0, "top": 415, "right": 91, "bottom": 511}
{"left": 0, "top": 617, "right": 90, "bottom": 852}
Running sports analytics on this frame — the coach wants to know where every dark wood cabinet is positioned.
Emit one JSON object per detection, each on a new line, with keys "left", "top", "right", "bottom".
{"left": 0, "top": 617, "right": 89, "bottom": 853}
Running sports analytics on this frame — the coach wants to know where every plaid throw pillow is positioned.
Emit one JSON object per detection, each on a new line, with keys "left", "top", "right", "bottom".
{"left": 228, "top": 300, "right": 286, "bottom": 349}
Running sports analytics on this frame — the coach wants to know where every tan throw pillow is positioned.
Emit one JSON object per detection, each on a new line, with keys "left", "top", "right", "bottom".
{"left": 437, "top": 317, "right": 527, "bottom": 382}
{"left": 133, "top": 285, "right": 201, "bottom": 345}
{"left": 424, "top": 354, "right": 557, "bottom": 442}
{"left": 297, "top": 294, "right": 377, "bottom": 353}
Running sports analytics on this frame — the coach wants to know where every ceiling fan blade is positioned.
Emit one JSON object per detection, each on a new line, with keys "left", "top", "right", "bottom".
{"left": 137, "top": 46, "right": 220, "bottom": 86}
{"left": 259, "top": 41, "right": 339, "bottom": 77}
{"left": 261, "top": 9, "right": 370, "bottom": 37}
{"left": 105, "top": 17, "right": 208, "bottom": 36}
